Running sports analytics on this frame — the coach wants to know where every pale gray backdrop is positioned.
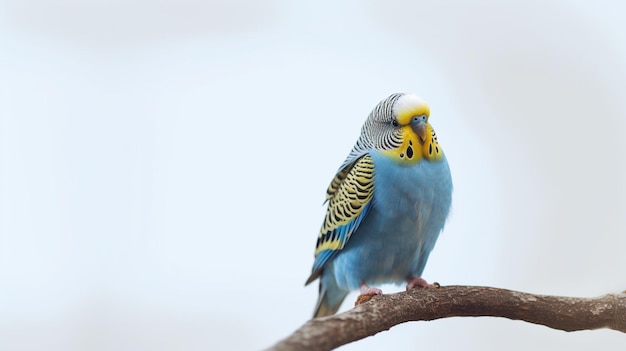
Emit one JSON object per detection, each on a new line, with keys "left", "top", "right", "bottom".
{"left": 1, "top": 1, "right": 625, "bottom": 350}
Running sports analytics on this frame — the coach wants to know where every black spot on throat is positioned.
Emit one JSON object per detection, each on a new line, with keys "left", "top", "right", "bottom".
{"left": 406, "top": 145, "right": 414, "bottom": 159}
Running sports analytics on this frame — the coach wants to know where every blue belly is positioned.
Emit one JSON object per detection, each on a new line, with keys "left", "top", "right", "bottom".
{"left": 329, "top": 150, "right": 453, "bottom": 290}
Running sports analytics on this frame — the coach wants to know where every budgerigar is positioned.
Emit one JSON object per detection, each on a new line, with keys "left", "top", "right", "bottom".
{"left": 305, "top": 93, "right": 453, "bottom": 318}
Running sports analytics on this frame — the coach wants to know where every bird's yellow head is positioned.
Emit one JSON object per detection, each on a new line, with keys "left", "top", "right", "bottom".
{"left": 379, "top": 94, "right": 443, "bottom": 164}
{"left": 345, "top": 93, "right": 444, "bottom": 167}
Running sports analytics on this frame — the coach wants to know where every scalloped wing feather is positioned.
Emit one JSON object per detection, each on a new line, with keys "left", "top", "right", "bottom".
{"left": 305, "top": 154, "right": 375, "bottom": 285}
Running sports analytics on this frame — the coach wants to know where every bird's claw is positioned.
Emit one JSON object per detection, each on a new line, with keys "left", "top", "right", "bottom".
{"left": 406, "top": 276, "right": 440, "bottom": 290}
{"left": 355, "top": 284, "right": 383, "bottom": 306}
{"left": 359, "top": 286, "right": 383, "bottom": 296}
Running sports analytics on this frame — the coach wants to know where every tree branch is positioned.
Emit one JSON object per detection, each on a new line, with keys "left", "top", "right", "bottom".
{"left": 267, "top": 285, "right": 626, "bottom": 351}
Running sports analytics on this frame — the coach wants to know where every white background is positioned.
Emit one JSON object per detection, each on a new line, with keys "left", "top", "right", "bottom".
{"left": 1, "top": 1, "right": 626, "bottom": 350}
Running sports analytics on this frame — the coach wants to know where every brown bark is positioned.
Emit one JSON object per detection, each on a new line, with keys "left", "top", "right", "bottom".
{"left": 267, "top": 285, "right": 626, "bottom": 351}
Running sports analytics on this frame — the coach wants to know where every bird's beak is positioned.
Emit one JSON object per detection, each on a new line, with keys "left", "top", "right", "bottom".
{"left": 410, "top": 119, "right": 428, "bottom": 144}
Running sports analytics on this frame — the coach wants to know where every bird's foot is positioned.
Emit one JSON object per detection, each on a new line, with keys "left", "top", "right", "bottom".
{"left": 355, "top": 284, "right": 383, "bottom": 306}
{"left": 359, "top": 284, "right": 383, "bottom": 296}
{"left": 406, "top": 276, "right": 440, "bottom": 290}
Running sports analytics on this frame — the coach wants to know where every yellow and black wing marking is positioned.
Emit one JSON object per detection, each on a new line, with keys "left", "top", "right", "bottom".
{"left": 305, "top": 154, "right": 375, "bottom": 285}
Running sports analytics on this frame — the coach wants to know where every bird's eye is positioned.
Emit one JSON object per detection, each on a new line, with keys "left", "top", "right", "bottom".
{"left": 391, "top": 120, "right": 399, "bottom": 127}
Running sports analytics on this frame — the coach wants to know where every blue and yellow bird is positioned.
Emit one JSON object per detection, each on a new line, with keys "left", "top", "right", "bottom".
{"left": 305, "top": 93, "right": 453, "bottom": 318}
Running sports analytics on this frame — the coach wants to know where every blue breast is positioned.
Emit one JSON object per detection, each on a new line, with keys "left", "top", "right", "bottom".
{"left": 328, "top": 150, "right": 453, "bottom": 290}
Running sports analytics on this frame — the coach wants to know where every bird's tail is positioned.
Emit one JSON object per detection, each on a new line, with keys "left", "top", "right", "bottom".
{"left": 313, "top": 279, "right": 349, "bottom": 318}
